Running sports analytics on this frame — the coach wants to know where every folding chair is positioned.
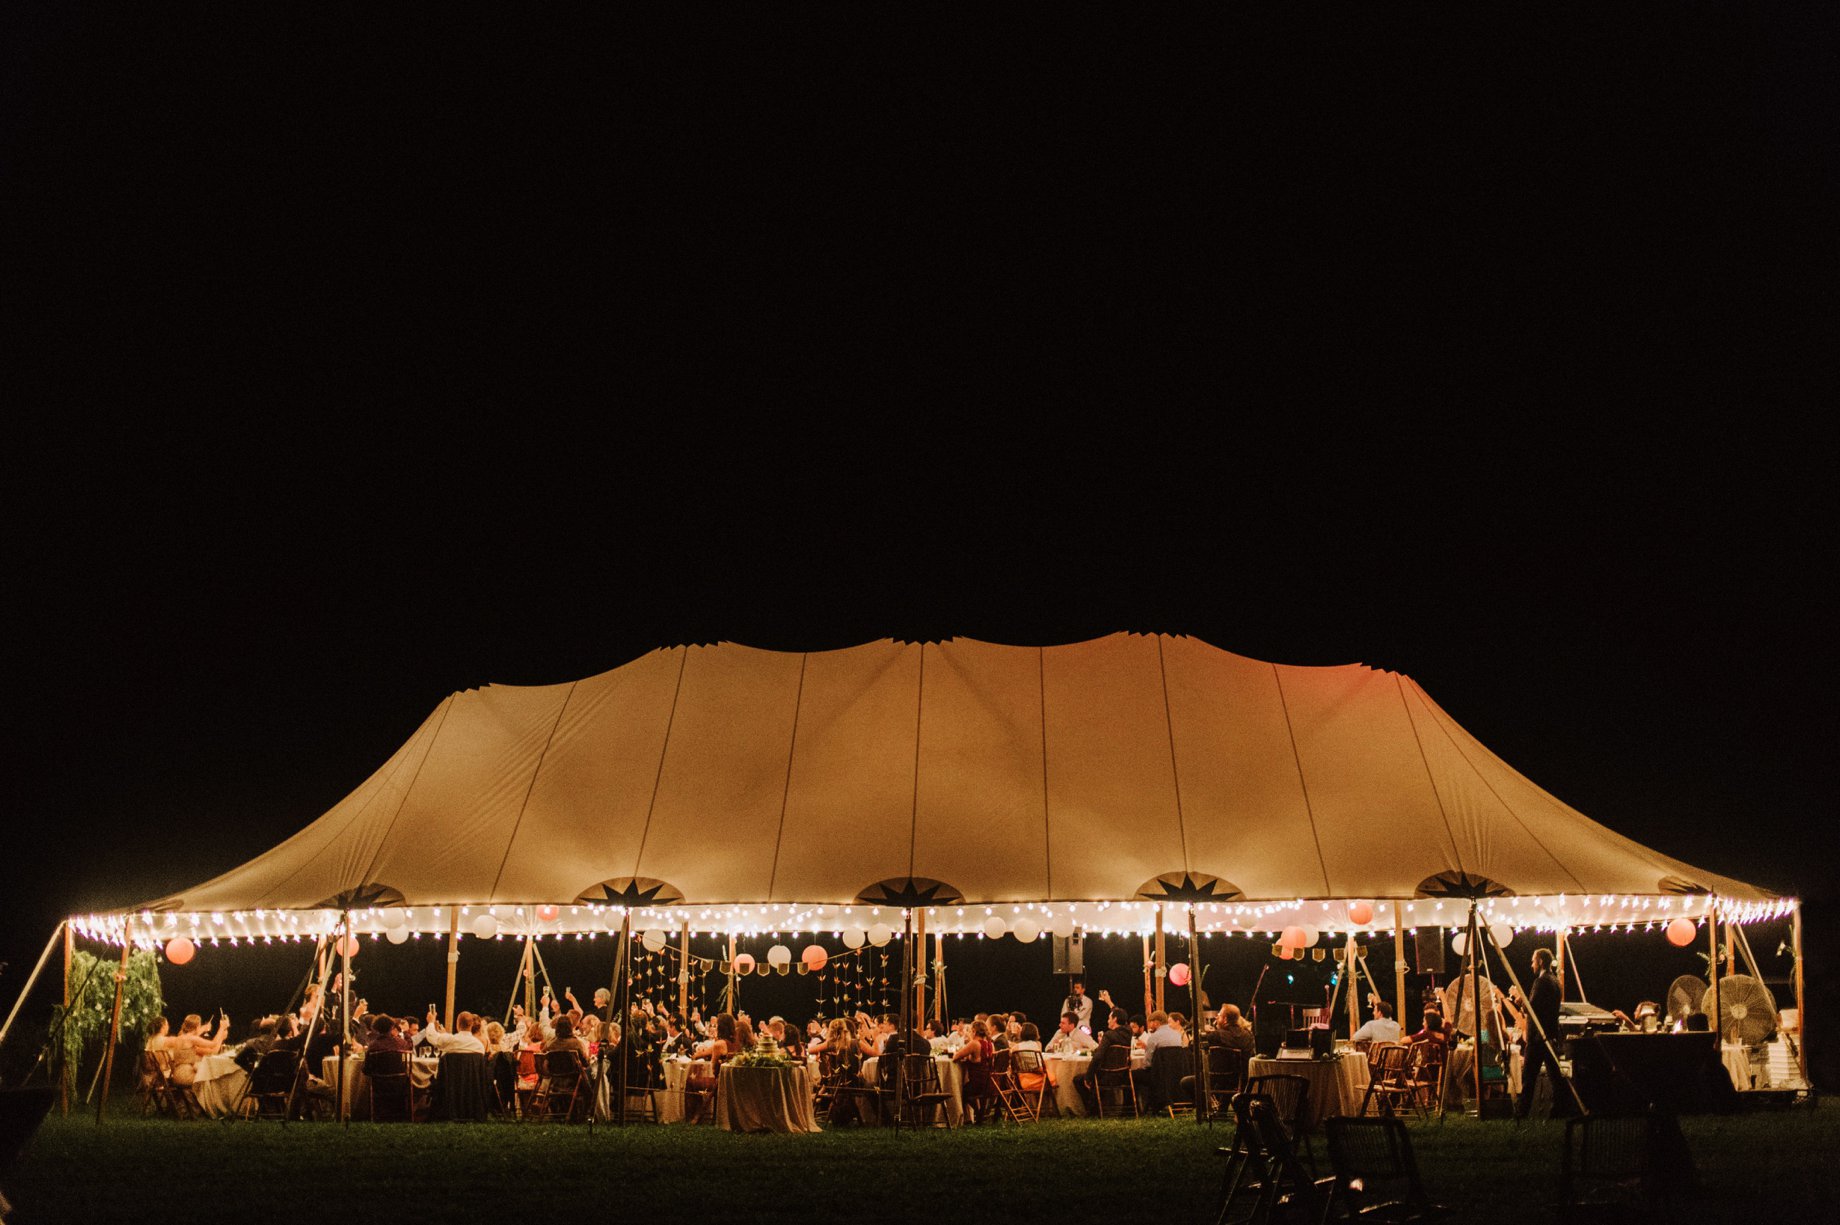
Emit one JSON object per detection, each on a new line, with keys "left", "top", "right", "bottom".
{"left": 1401, "top": 1042, "right": 1443, "bottom": 1117}
{"left": 1323, "top": 1115, "right": 1448, "bottom": 1221}
{"left": 1196, "top": 1045, "right": 1248, "bottom": 1122}
{"left": 823, "top": 1050, "right": 884, "bottom": 1125}
{"left": 431, "top": 1051, "right": 490, "bottom": 1122}
{"left": 138, "top": 1050, "right": 184, "bottom": 1118}
{"left": 526, "top": 1050, "right": 589, "bottom": 1122}
{"left": 1008, "top": 1047, "right": 1052, "bottom": 1120}
{"left": 615, "top": 1053, "right": 661, "bottom": 1124}
{"left": 1150, "top": 1044, "right": 1195, "bottom": 1118}
{"left": 1089, "top": 1043, "right": 1139, "bottom": 1118}
{"left": 362, "top": 1049, "right": 415, "bottom": 1122}
{"left": 989, "top": 1048, "right": 1033, "bottom": 1123}
{"left": 899, "top": 1053, "right": 954, "bottom": 1128}
{"left": 1243, "top": 1074, "right": 1315, "bottom": 1170}
{"left": 1360, "top": 1045, "right": 1414, "bottom": 1118}
{"left": 1216, "top": 1095, "right": 1333, "bottom": 1225}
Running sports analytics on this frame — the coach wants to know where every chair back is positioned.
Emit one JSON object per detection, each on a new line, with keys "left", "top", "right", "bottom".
{"left": 1243, "top": 1073, "right": 1311, "bottom": 1136}
{"left": 1373, "top": 1043, "right": 1410, "bottom": 1082}
{"left": 1094, "top": 1041, "right": 1133, "bottom": 1082}
{"left": 1206, "top": 1045, "right": 1247, "bottom": 1096}
{"left": 364, "top": 1049, "right": 409, "bottom": 1080}
{"left": 1325, "top": 1116, "right": 1427, "bottom": 1214}
{"left": 251, "top": 1048, "right": 300, "bottom": 1094}
{"left": 991, "top": 1048, "right": 1014, "bottom": 1077}
{"left": 1010, "top": 1048, "right": 1046, "bottom": 1076}
{"left": 543, "top": 1049, "right": 585, "bottom": 1080}
{"left": 901, "top": 1053, "right": 942, "bottom": 1094}
{"left": 1147, "top": 1043, "right": 1192, "bottom": 1107}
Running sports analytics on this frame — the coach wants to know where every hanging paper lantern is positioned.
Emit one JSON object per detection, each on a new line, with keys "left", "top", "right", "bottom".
{"left": 841, "top": 927, "right": 867, "bottom": 950}
{"left": 1280, "top": 925, "right": 1307, "bottom": 950}
{"left": 801, "top": 945, "right": 829, "bottom": 971}
{"left": 1301, "top": 925, "right": 1321, "bottom": 948}
{"left": 381, "top": 908, "right": 408, "bottom": 930}
{"left": 1168, "top": 962, "right": 1191, "bottom": 987}
{"left": 385, "top": 926, "right": 410, "bottom": 945}
{"left": 1449, "top": 931, "right": 1468, "bottom": 957}
{"left": 767, "top": 943, "right": 793, "bottom": 966}
{"left": 471, "top": 913, "right": 499, "bottom": 939}
{"left": 982, "top": 916, "right": 1009, "bottom": 939}
{"left": 1048, "top": 914, "right": 1076, "bottom": 939}
{"left": 867, "top": 924, "right": 893, "bottom": 947}
{"left": 1347, "top": 900, "right": 1374, "bottom": 926}
{"left": 1489, "top": 922, "right": 1514, "bottom": 949}
{"left": 1011, "top": 919, "right": 1040, "bottom": 943}
{"left": 641, "top": 929, "right": 668, "bottom": 953}
{"left": 536, "top": 904, "right": 561, "bottom": 924}
{"left": 335, "top": 934, "right": 361, "bottom": 958}
{"left": 164, "top": 937, "right": 196, "bottom": 965}
{"left": 1666, "top": 917, "right": 1697, "bottom": 947}
{"left": 731, "top": 953, "right": 756, "bottom": 975}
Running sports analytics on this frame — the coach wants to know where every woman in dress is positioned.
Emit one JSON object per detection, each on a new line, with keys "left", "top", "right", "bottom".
{"left": 953, "top": 1019, "right": 1000, "bottom": 1123}
{"left": 167, "top": 1012, "right": 230, "bottom": 1087}
{"left": 685, "top": 1012, "right": 737, "bottom": 1123}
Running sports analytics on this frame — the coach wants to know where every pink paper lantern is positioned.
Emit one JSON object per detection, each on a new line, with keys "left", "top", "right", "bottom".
{"left": 164, "top": 937, "right": 195, "bottom": 965}
{"left": 536, "top": 904, "right": 561, "bottom": 923}
{"left": 1168, "top": 962, "right": 1191, "bottom": 987}
{"left": 1348, "top": 900, "right": 1375, "bottom": 926}
{"left": 801, "top": 944, "right": 828, "bottom": 971}
{"left": 335, "top": 934, "right": 360, "bottom": 958}
{"left": 1666, "top": 917, "right": 1697, "bottom": 947}
{"left": 731, "top": 953, "right": 756, "bottom": 975}
{"left": 1280, "top": 925, "right": 1307, "bottom": 949}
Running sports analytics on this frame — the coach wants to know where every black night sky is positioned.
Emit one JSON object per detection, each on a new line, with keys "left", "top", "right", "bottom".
{"left": 4, "top": 6, "right": 1834, "bottom": 1082}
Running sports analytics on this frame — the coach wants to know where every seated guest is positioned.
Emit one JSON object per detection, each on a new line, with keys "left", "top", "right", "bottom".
{"left": 953, "top": 1020, "right": 1000, "bottom": 1123}
{"left": 167, "top": 1012, "right": 230, "bottom": 1086}
{"left": 686, "top": 1013, "right": 737, "bottom": 1123}
{"left": 423, "top": 1009, "right": 488, "bottom": 1055}
{"left": 1612, "top": 1000, "right": 1662, "bottom": 1033}
{"left": 733, "top": 1014, "right": 757, "bottom": 1052}
{"left": 367, "top": 1014, "right": 413, "bottom": 1055}
{"left": 1405, "top": 1009, "right": 1448, "bottom": 1050}
{"left": 1205, "top": 1004, "right": 1256, "bottom": 1059}
{"left": 1128, "top": 1015, "right": 1147, "bottom": 1042}
{"left": 1141, "top": 1010, "right": 1183, "bottom": 1054}
{"left": 1074, "top": 1009, "right": 1134, "bottom": 1113}
{"left": 1351, "top": 999, "right": 1403, "bottom": 1046}
{"left": 544, "top": 1015, "right": 590, "bottom": 1063}
{"left": 1045, "top": 1011, "right": 1098, "bottom": 1055}
{"left": 235, "top": 1015, "right": 280, "bottom": 1071}
{"left": 1011, "top": 1022, "right": 1048, "bottom": 1096}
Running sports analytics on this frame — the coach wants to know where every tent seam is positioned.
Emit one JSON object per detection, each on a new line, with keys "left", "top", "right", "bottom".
{"left": 1272, "top": 664, "right": 1334, "bottom": 896}
{"left": 908, "top": 643, "right": 925, "bottom": 879}
{"left": 1405, "top": 678, "right": 1589, "bottom": 893}
{"left": 487, "top": 681, "right": 578, "bottom": 902}
{"left": 765, "top": 653, "right": 809, "bottom": 901}
{"left": 1395, "top": 674, "right": 1469, "bottom": 877}
{"left": 253, "top": 694, "right": 459, "bottom": 909}
{"left": 630, "top": 649, "right": 690, "bottom": 879}
{"left": 1156, "top": 636, "right": 1190, "bottom": 874}
{"left": 1039, "top": 646, "right": 1052, "bottom": 899}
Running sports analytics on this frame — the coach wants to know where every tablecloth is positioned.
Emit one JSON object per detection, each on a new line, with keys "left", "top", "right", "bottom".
{"left": 1039, "top": 1049, "right": 1149, "bottom": 1117}
{"left": 715, "top": 1064, "right": 820, "bottom": 1134}
{"left": 321, "top": 1053, "right": 438, "bottom": 1117}
{"left": 1246, "top": 1052, "right": 1370, "bottom": 1126}
{"left": 190, "top": 1054, "right": 249, "bottom": 1118}
{"left": 862, "top": 1054, "right": 963, "bottom": 1126}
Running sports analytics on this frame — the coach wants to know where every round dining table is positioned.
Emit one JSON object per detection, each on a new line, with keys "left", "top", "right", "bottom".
{"left": 1040, "top": 1048, "right": 1148, "bottom": 1117}
{"left": 861, "top": 1053, "right": 965, "bottom": 1126}
{"left": 714, "top": 1062, "right": 821, "bottom": 1133}
{"left": 189, "top": 1052, "right": 249, "bottom": 1118}
{"left": 1246, "top": 1051, "right": 1370, "bottom": 1126}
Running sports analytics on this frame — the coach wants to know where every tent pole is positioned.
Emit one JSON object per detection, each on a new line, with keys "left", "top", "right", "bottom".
{"left": 611, "top": 911, "right": 632, "bottom": 1129}
{"left": 1561, "top": 931, "right": 1589, "bottom": 1002}
{"left": 934, "top": 929, "right": 947, "bottom": 1029}
{"left": 1345, "top": 935, "right": 1360, "bottom": 1041}
{"left": 914, "top": 909, "right": 927, "bottom": 1034}
{"left": 1155, "top": 907, "right": 1167, "bottom": 1014}
{"left": 1468, "top": 907, "right": 1483, "bottom": 1112}
{"left": 1792, "top": 902, "right": 1807, "bottom": 1085}
{"left": 60, "top": 923, "right": 72, "bottom": 1114}
{"left": 1707, "top": 902, "right": 1721, "bottom": 1043}
{"left": 678, "top": 918, "right": 691, "bottom": 1019}
{"left": 1554, "top": 926, "right": 1566, "bottom": 1002}
{"left": 1187, "top": 906, "right": 1209, "bottom": 1125}
{"left": 94, "top": 934, "right": 132, "bottom": 1125}
{"left": 725, "top": 935, "right": 737, "bottom": 1016}
{"left": 1391, "top": 905, "right": 1408, "bottom": 1030}
{"left": 444, "top": 907, "right": 461, "bottom": 1031}
{"left": 1140, "top": 933, "right": 1154, "bottom": 1022}
{"left": 896, "top": 910, "right": 913, "bottom": 1133}
{"left": 1485, "top": 919, "right": 1586, "bottom": 1117}
{"left": 338, "top": 912, "right": 352, "bottom": 1125}
{"left": 503, "top": 937, "right": 531, "bottom": 1032}
{"left": 0, "top": 921, "right": 68, "bottom": 1059}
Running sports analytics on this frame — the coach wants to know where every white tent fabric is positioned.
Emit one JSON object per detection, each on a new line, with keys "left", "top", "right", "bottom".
{"left": 117, "top": 634, "right": 1770, "bottom": 933}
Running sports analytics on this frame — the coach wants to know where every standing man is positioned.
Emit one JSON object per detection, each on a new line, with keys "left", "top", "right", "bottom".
{"left": 1512, "top": 947, "right": 1564, "bottom": 1120}
{"left": 1062, "top": 979, "right": 1113, "bottom": 1034}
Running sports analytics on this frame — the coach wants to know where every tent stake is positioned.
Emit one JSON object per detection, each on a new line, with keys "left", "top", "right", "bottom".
{"left": 94, "top": 935, "right": 132, "bottom": 1125}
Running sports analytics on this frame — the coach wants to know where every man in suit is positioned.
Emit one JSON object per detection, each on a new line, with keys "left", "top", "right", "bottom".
{"left": 1512, "top": 947, "right": 1565, "bottom": 1119}
{"left": 1073, "top": 1008, "right": 1134, "bottom": 1114}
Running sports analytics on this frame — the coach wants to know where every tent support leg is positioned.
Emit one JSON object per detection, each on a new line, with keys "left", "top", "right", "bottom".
{"left": 1155, "top": 908, "right": 1167, "bottom": 1014}
{"left": 94, "top": 937, "right": 132, "bottom": 1125}
{"left": 914, "top": 909, "right": 927, "bottom": 1034}
{"left": 1392, "top": 904, "right": 1408, "bottom": 1033}
{"left": 60, "top": 924, "right": 71, "bottom": 1114}
{"left": 0, "top": 922, "right": 68, "bottom": 1061}
{"left": 1345, "top": 936, "right": 1361, "bottom": 1040}
{"left": 1187, "top": 906, "right": 1209, "bottom": 1125}
{"left": 1708, "top": 905, "right": 1722, "bottom": 1044}
{"left": 338, "top": 912, "right": 353, "bottom": 1125}
{"left": 1793, "top": 902, "right": 1808, "bottom": 1086}
{"left": 725, "top": 935, "right": 737, "bottom": 1016}
{"left": 678, "top": 918, "right": 691, "bottom": 1020}
{"left": 443, "top": 908, "right": 461, "bottom": 1032}
{"left": 503, "top": 938, "right": 532, "bottom": 1031}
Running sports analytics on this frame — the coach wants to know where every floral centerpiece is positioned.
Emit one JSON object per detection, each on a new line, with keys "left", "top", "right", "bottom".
{"left": 729, "top": 1032, "right": 798, "bottom": 1068}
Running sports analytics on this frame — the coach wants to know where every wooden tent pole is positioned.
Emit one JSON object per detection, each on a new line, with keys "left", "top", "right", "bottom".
{"left": 1346, "top": 935, "right": 1361, "bottom": 1040}
{"left": 1468, "top": 907, "right": 1483, "bottom": 1111}
{"left": 914, "top": 909, "right": 927, "bottom": 1033}
{"left": 444, "top": 908, "right": 461, "bottom": 1031}
{"left": 94, "top": 935, "right": 132, "bottom": 1125}
{"left": 725, "top": 935, "right": 737, "bottom": 1016}
{"left": 0, "top": 921, "right": 67, "bottom": 1056}
{"left": 1554, "top": 926, "right": 1566, "bottom": 1002}
{"left": 1140, "top": 933, "right": 1155, "bottom": 1021}
{"left": 1707, "top": 902, "right": 1722, "bottom": 1044}
{"left": 1793, "top": 902, "right": 1808, "bottom": 1084}
{"left": 503, "top": 938, "right": 532, "bottom": 1031}
{"left": 612, "top": 910, "right": 632, "bottom": 1128}
{"left": 678, "top": 917, "right": 692, "bottom": 1019}
{"left": 1391, "top": 904, "right": 1408, "bottom": 1028}
{"left": 1155, "top": 907, "right": 1167, "bottom": 1013}
{"left": 933, "top": 929, "right": 947, "bottom": 1028}
{"left": 1187, "top": 906, "right": 1209, "bottom": 1125}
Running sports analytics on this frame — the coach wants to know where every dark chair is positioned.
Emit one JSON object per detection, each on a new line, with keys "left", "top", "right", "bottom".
{"left": 1401, "top": 1041, "right": 1443, "bottom": 1117}
{"left": 487, "top": 1050, "right": 519, "bottom": 1117}
{"left": 1560, "top": 1109, "right": 1695, "bottom": 1219}
{"left": 1323, "top": 1115, "right": 1448, "bottom": 1221}
{"left": 1089, "top": 1042, "right": 1139, "bottom": 1118}
{"left": 823, "top": 1049, "right": 884, "bottom": 1126}
{"left": 1147, "top": 1043, "right": 1194, "bottom": 1117}
{"left": 1189, "top": 1044, "right": 1248, "bottom": 1122}
{"left": 361, "top": 1049, "right": 416, "bottom": 1122}
{"left": 244, "top": 1048, "right": 305, "bottom": 1122}
{"left": 899, "top": 1053, "right": 954, "bottom": 1127}
{"left": 430, "top": 1051, "right": 491, "bottom": 1122}
{"left": 613, "top": 1052, "right": 661, "bottom": 1124}
{"left": 1213, "top": 1093, "right": 1332, "bottom": 1225}
{"left": 526, "top": 1050, "right": 589, "bottom": 1123}
{"left": 1243, "top": 1073, "right": 1315, "bottom": 1171}
{"left": 682, "top": 1051, "right": 728, "bottom": 1125}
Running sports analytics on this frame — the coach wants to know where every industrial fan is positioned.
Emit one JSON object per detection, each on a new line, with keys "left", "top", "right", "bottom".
{"left": 1441, "top": 975, "right": 1501, "bottom": 1040}
{"left": 1710, "top": 974, "right": 1778, "bottom": 1046}
{"left": 1665, "top": 974, "right": 1706, "bottom": 1028}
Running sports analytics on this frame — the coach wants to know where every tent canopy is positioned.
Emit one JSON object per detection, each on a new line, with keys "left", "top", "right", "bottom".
{"left": 94, "top": 634, "right": 1777, "bottom": 941}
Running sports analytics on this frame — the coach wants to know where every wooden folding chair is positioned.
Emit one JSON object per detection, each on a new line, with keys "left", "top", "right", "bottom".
{"left": 1324, "top": 1114, "right": 1448, "bottom": 1221}
{"left": 1361, "top": 1044, "right": 1414, "bottom": 1118}
{"left": 525, "top": 1050, "right": 589, "bottom": 1123}
{"left": 989, "top": 1048, "right": 1033, "bottom": 1123}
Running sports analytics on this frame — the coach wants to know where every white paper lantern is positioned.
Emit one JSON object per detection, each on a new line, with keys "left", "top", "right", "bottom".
{"left": 867, "top": 924, "right": 893, "bottom": 947}
{"left": 1011, "top": 918, "right": 1041, "bottom": 943}
{"left": 1449, "top": 930, "right": 1468, "bottom": 957}
{"left": 767, "top": 943, "right": 793, "bottom": 966}
{"left": 1489, "top": 922, "right": 1514, "bottom": 950}
{"left": 641, "top": 928, "right": 668, "bottom": 953}
{"left": 381, "top": 908, "right": 407, "bottom": 930}
{"left": 385, "top": 926, "right": 410, "bottom": 945}
{"left": 1048, "top": 914, "right": 1076, "bottom": 939}
{"left": 470, "top": 913, "right": 499, "bottom": 939}
{"left": 842, "top": 927, "right": 867, "bottom": 950}
{"left": 1301, "top": 925, "right": 1321, "bottom": 947}
{"left": 982, "top": 916, "right": 1009, "bottom": 939}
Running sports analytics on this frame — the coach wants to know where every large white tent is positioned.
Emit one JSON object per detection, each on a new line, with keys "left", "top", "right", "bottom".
{"left": 73, "top": 633, "right": 1784, "bottom": 950}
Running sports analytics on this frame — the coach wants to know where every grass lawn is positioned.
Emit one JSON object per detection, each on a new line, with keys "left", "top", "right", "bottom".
{"left": 6, "top": 1096, "right": 1835, "bottom": 1224}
